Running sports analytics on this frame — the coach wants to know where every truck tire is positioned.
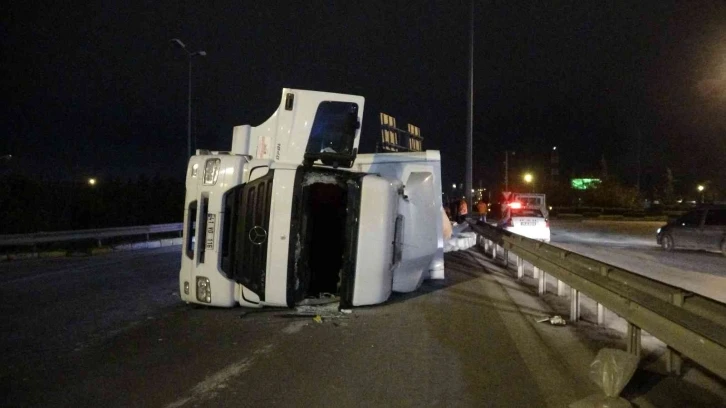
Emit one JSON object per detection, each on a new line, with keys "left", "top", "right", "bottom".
{"left": 661, "top": 234, "right": 675, "bottom": 252}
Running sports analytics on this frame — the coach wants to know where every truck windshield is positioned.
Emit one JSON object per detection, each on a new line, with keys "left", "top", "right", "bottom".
{"left": 306, "top": 101, "right": 359, "bottom": 156}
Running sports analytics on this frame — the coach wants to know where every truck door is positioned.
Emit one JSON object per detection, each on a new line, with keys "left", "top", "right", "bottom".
{"left": 340, "top": 175, "right": 398, "bottom": 308}
{"left": 229, "top": 169, "right": 275, "bottom": 300}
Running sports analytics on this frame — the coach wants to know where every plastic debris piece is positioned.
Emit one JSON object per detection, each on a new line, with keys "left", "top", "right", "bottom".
{"left": 549, "top": 315, "right": 567, "bottom": 325}
{"left": 536, "top": 315, "right": 567, "bottom": 325}
{"left": 340, "top": 309, "right": 352, "bottom": 314}
{"left": 589, "top": 349, "right": 639, "bottom": 398}
{"left": 569, "top": 348, "right": 638, "bottom": 408}
{"left": 313, "top": 315, "right": 323, "bottom": 324}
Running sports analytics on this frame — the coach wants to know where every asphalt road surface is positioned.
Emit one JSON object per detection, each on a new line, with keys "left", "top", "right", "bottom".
{"left": 3, "top": 244, "right": 725, "bottom": 407}
{"left": 550, "top": 219, "right": 726, "bottom": 303}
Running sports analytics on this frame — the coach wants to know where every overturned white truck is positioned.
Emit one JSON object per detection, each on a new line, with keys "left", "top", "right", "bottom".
{"left": 179, "top": 89, "right": 444, "bottom": 308}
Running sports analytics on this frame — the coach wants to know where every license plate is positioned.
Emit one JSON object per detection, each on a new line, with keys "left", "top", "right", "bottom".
{"left": 520, "top": 221, "right": 536, "bottom": 227}
{"left": 205, "top": 214, "right": 216, "bottom": 250}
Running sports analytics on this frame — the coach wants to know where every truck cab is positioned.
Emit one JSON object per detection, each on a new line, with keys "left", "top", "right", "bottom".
{"left": 179, "top": 89, "right": 444, "bottom": 309}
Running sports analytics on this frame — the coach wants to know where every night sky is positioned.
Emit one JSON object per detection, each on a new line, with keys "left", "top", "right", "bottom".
{"left": 2, "top": 1, "right": 725, "bottom": 197}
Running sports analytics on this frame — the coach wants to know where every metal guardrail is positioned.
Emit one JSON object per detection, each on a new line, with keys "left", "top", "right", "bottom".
{"left": 0, "top": 223, "right": 183, "bottom": 247}
{"left": 469, "top": 221, "right": 726, "bottom": 380}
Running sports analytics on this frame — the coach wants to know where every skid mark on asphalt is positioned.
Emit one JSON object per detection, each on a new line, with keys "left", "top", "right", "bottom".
{"left": 165, "top": 343, "right": 274, "bottom": 408}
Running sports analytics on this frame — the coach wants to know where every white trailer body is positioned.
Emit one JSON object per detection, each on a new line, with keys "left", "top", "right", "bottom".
{"left": 179, "top": 89, "right": 444, "bottom": 309}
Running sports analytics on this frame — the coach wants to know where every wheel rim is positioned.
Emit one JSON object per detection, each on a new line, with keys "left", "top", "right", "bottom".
{"left": 663, "top": 236, "right": 673, "bottom": 250}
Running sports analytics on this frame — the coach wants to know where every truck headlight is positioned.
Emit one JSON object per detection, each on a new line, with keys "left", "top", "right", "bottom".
{"left": 203, "top": 159, "right": 221, "bottom": 185}
{"left": 656, "top": 228, "right": 661, "bottom": 234}
{"left": 196, "top": 277, "right": 211, "bottom": 303}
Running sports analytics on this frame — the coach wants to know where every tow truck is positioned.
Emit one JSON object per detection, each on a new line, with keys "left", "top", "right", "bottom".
{"left": 179, "top": 89, "right": 445, "bottom": 309}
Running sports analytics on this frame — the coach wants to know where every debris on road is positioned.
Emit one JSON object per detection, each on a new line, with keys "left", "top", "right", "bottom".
{"left": 277, "top": 302, "right": 353, "bottom": 320}
{"left": 570, "top": 348, "right": 638, "bottom": 408}
{"left": 297, "top": 293, "right": 339, "bottom": 306}
{"left": 313, "top": 315, "right": 323, "bottom": 324}
{"left": 536, "top": 315, "right": 567, "bottom": 325}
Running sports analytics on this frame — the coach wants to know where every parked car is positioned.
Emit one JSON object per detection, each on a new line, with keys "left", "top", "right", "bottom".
{"left": 499, "top": 202, "right": 551, "bottom": 242}
{"left": 657, "top": 205, "right": 726, "bottom": 255}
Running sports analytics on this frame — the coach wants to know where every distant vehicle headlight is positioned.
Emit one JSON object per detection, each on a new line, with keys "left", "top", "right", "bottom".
{"left": 196, "top": 277, "right": 211, "bottom": 303}
{"left": 203, "top": 159, "right": 221, "bottom": 185}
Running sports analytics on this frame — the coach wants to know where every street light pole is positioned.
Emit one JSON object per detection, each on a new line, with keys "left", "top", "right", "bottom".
{"left": 504, "top": 151, "right": 515, "bottom": 191}
{"left": 188, "top": 55, "right": 192, "bottom": 158}
{"left": 171, "top": 39, "right": 206, "bottom": 159}
{"left": 465, "top": 0, "right": 474, "bottom": 210}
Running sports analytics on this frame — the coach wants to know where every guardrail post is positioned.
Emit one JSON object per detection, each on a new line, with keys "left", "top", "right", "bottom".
{"left": 557, "top": 280, "right": 567, "bottom": 297}
{"left": 570, "top": 288, "right": 580, "bottom": 322}
{"left": 627, "top": 323, "right": 642, "bottom": 357}
{"left": 666, "top": 292, "right": 685, "bottom": 375}
{"left": 516, "top": 256, "right": 524, "bottom": 279}
{"left": 597, "top": 304, "right": 605, "bottom": 325}
{"left": 502, "top": 247, "right": 509, "bottom": 266}
{"left": 537, "top": 269, "right": 546, "bottom": 295}
{"left": 532, "top": 266, "right": 540, "bottom": 279}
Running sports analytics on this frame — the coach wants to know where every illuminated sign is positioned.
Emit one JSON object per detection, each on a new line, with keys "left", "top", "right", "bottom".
{"left": 571, "top": 178, "right": 601, "bottom": 190}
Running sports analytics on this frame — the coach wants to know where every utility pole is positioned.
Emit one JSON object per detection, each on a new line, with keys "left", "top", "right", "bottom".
{"left": 636, "top": 127, "right": 642, "bottom": 195}
{"left": 504, "top": 151, "right": 510, "bottom": 191}
{"left": 465, "top": 0, "right": 474, "bottom": 209}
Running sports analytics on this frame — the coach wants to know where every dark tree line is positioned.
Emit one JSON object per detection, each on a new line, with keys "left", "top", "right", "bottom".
{"left": 0, "top": 173, "right": 185, "bottom": 234}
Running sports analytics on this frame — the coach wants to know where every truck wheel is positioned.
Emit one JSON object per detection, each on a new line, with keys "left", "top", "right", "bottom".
{"left": 661, "top": 235, "right": 675, "bottom": 252}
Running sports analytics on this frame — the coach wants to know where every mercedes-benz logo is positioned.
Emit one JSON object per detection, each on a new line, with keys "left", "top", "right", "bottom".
{"left": 248, "top": 226, "right": 268, "bottom": 245}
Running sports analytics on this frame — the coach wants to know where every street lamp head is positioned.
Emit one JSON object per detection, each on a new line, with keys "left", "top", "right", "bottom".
{"left": 170, "top": 38, "right": 186, "bottom": 49}
{"left": 197, "top": 51, "right": 207, "bottom": 57}
{"left": 697, "top": 185, "right": 705, "bottom": 192}
{"left": 523, "top": 173, "right": 533, "bottom": 183}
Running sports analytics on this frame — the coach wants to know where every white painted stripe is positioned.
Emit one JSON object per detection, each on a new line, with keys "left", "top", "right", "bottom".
{"left": 165, "top": 344, "right": 273, "bottom": 408}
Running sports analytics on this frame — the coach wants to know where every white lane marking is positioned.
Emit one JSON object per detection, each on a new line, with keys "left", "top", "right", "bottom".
{"left": 165, "top": 344, "right": 273, "bottom": 408}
